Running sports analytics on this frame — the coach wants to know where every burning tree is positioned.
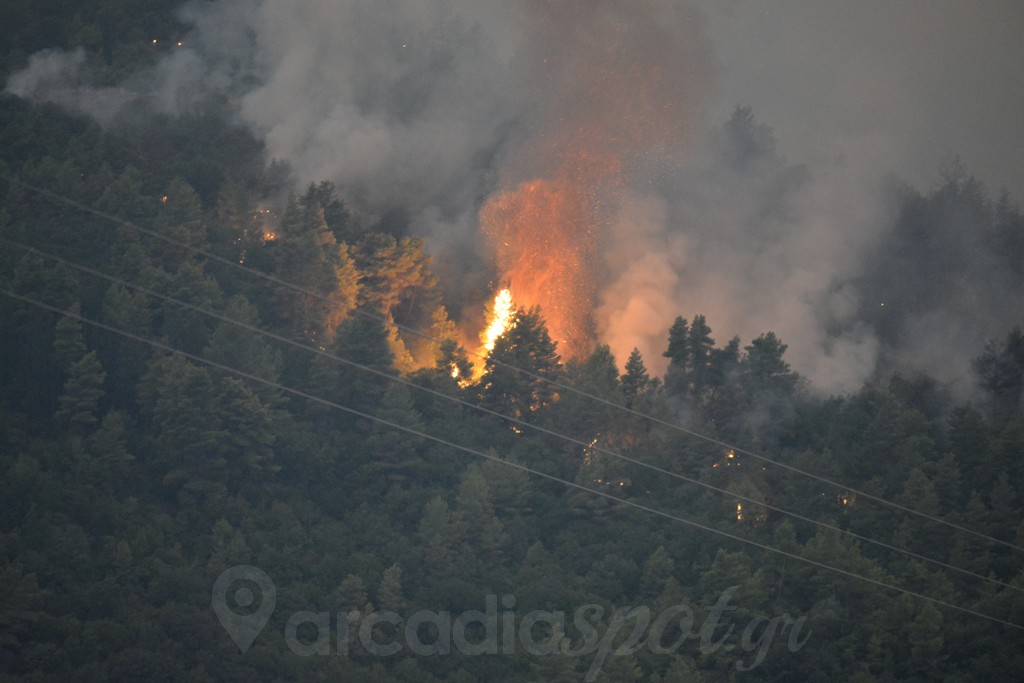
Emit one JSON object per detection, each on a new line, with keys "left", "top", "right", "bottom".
{"left": 478, "top": 306, "right": 562, "bottom": 421}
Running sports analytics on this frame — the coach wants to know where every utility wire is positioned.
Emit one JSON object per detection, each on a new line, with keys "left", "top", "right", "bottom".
{"left": 3, "top": 172, "right": 1022, "bottom": 556}
{"left": 5, "top": 287, "right": 1023, "bottom": 632}
{"left": 5, "top": 235, "right": 1021, "bottom": 596}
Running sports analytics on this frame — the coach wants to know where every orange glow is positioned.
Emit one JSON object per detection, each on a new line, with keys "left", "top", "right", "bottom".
{"left": 480, "top": 180, "right": 599, "bottom": 359}
{"left": 476, "top": 3, "right": 700, "bottom": 360}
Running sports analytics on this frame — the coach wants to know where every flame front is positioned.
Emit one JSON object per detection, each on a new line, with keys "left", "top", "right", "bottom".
{"left": 481, "top": 288, "right": 515, "bottom": 353}
{"left": 481, "top": 179, "right": 598, "bottom": 359}
{"left": 477, "top": 2, "right": 704, "bottom": 361}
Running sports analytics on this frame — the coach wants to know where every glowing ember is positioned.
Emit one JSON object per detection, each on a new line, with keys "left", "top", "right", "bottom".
{"left": 481, "top": 178, "right": 598, "bottom": 359}
{"left": 475, "top": 3, "right": 704, "bottom": 361}
{"left": 481, "top": 288, "right": 515, "bottom": 353}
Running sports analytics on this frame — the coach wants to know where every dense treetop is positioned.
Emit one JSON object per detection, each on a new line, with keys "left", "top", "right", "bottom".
{"left": 1, "top": 7, "right": 1023, "bottom": 681}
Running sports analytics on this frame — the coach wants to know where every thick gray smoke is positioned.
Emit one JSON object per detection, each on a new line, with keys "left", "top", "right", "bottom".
{"left": 5, "top": 0, "right": 1023, "bottom": 396}
{"left": 597, "top": 126, "right": 890, "bottom": 393}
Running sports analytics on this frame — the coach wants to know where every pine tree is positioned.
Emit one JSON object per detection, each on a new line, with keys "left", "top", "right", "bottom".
{"left": 138, "top": 354, "right": 229, "bottom": 505}
{"left": 455, "top": 465, "right": 507, "bottom": 563}
{"left": 100, "top": 283, "right": 154, "bottom": 396}
{"left": 52, "top": 304, "right": 86, "bottom": 373}
{"left": 300, "top": 181, "right": 351, "bottom": 243}
{"left": 268, "top": 193, "right": 358, "bottom": 342}
{"left": 418, "top": 497, "right": 462, "bottom": 570}
{"left": 158, "top": 259, "right": 222, "bottom": 354}
{"left": 334, "top": 574, "right": 369, "bottom": 613}
{"left": 743, "top": 332, "right": 796, "bottom": 390}
{"left": 56, "top": 350, "right": 106, "bottom": 433}
{"left": 86, "top": 411, "right": 135, "bottom": 485}
{"left": 576, "top": 345, "right": 619, "bottom": 396}
{"left": 152, "top": 178, "right": 206, "bottom": 268}
{"left": 309, "top": 309, "right": 395, "bottom": 425}
{"left": 703, "top": 336, "right": 745, "bottom": 432}
{"left": 908, "top": 602, "right": 944, "bottom": 674}
{"left": 363, "top": 383, "right": 425, "bottom": 485}
{"left": 640, "top": 546, "right": 675, "bottom": 600}
{"left": 214, "top": 377, "right": 278, "bottom": 484}
{"left": 479, "top": 306, "right": 561, "bottom": 420}
{"left": 687, "top": 314, "right": 715, "bottom": 396}
{"left": 434, "top": 338, "right": 473, "bottom": 384}
{"left": 427, "top": 305, "right": 468, "bottom": 373}
{"left": 663, "top": 316, "right": 689, "bottom": 396}
{"left": 479, "top": 453, "right": 534, "bottom": 519}
{"left": 202, "top": 295, "right": 281, "bottom": 384}
{"left": 947, "top": 404, "right": 990, "bottom": 489}
{"left": 658, "top": 657, "right": 702, "bottom": 683}
{"left": 207, "top": 519, "right": 252, "bottom": 575}
{"left": 558, "top": 344, "right": 620, "bottom": 439}
{"left": 326, "top": 242, "right": 361, "bottom": 337}
{"left": 664, "top": 316, "right": 690, "bottom": 367}
{"left": 893, "top": 468, "right": 942, "bottom": 553}
{"left": 353, "top": 233, "right": 437, "bottom": 317}
{"left": 377, "top": 563, "right": 404, "bottom": 613}
{"left": 384, "top": 315, "right": 417, "bottom": 374}
{"left": 974, "top": 327, "right": 1024, "bottom": 417}
{"left": 621, "top": 348, "right": 650, "bottom": 409}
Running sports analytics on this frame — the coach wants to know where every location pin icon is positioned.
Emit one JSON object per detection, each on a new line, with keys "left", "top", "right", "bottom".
{"left": 212, "top": 565, "right": 276, "bottom": 653}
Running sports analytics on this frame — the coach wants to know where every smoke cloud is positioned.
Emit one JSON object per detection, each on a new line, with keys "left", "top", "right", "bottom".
{"left": 5, "top": 0, "right": 1023, "bottom": 395}
{"left": 4, "top": 48, "right": 135, "bottom": 124}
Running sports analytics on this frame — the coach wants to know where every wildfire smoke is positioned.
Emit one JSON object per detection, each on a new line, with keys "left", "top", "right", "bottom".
{"left": 476, "top": 0, "right": 712, "bottom": 361}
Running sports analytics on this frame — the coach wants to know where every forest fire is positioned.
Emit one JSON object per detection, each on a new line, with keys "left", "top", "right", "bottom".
{"left": 480, "top": 177, "right": 599, "bottom": 359}
{"left": 473, "top": 1, "right": 703, "bottom": 363}
{"left": 481, "top": 288, "right": 515, "bottom": 353}
{"left": 470, "top": 287, "right": 516, "bottom": 380}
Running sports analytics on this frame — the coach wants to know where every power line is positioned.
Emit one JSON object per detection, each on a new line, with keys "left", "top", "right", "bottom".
{"left": 6, "top": 236, "right": 1021, "bottom": 596}
{"left": 5, "top": 287, "right": 1023, "bottom": 632}
{"left": 3, "top": 172, "right": 1022, "bottom": 556}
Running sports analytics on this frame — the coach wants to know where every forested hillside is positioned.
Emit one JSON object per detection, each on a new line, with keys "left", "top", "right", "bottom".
{"left": 2, "top": 4, "right": 1024, "bottom": 682}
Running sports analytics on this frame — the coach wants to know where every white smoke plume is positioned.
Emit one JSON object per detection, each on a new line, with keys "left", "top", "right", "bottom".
{"left": 5, "top": 0, "right": 1023, "bottom": 396}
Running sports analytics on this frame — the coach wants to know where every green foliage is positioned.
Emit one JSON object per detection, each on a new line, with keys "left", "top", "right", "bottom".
{"left": 309, "top": 309, "right": 396, "bottom": 426}
{"left": 52, "top": 303, "right": 86, "bottom": 372}
{"left": 353, "top": 232, "right": 437, "bottom": 320}
{"left": 975, "top": 326, "right": 1024, "bottom": 418}
{"left": 1, "top": 51, "right": 1023, "bottom": 682}
{"left": 621, "top": 347, "right": 650, "bottom": 409}
{"left": 55, "top": 349, "right": 105, "bottom": 432}
{"left": 479, "top": 306, "right": 561, "bottom": 421}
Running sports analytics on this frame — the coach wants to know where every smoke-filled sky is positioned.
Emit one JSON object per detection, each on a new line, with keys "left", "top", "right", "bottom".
{"left": 6, "top": 0, "right": 1023, "bottom": 395}
{"left": 701, "top": 1, "right": 1024, "bottom": 201}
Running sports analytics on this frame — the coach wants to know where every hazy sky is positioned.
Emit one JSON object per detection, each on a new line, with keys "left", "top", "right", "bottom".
{"left": 700, "top": 0, "right": 1024, "bottom": 199}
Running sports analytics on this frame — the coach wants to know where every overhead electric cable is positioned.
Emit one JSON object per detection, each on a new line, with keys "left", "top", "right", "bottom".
{"left": 3, "top": 173, "right": 1021, "bottom": 556}
{"left": 5, "top": 287, "right": 1023, "bottom": 633}
{"left": 5, "top": 235, "right": 1021, "bottom": 596}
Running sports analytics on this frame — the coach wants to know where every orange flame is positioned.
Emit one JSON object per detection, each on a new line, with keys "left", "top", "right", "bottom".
{"left": 471, "top": 287, "right": 516, "bottom": 380}
{"left": 481, "top": 288, "right": 515, "bottom": 353}
{"left": 480, "top": 178, "right": 600, "bottom": 359}
{"left": 476, "top": 3, "right": 705, "bottom": 361}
